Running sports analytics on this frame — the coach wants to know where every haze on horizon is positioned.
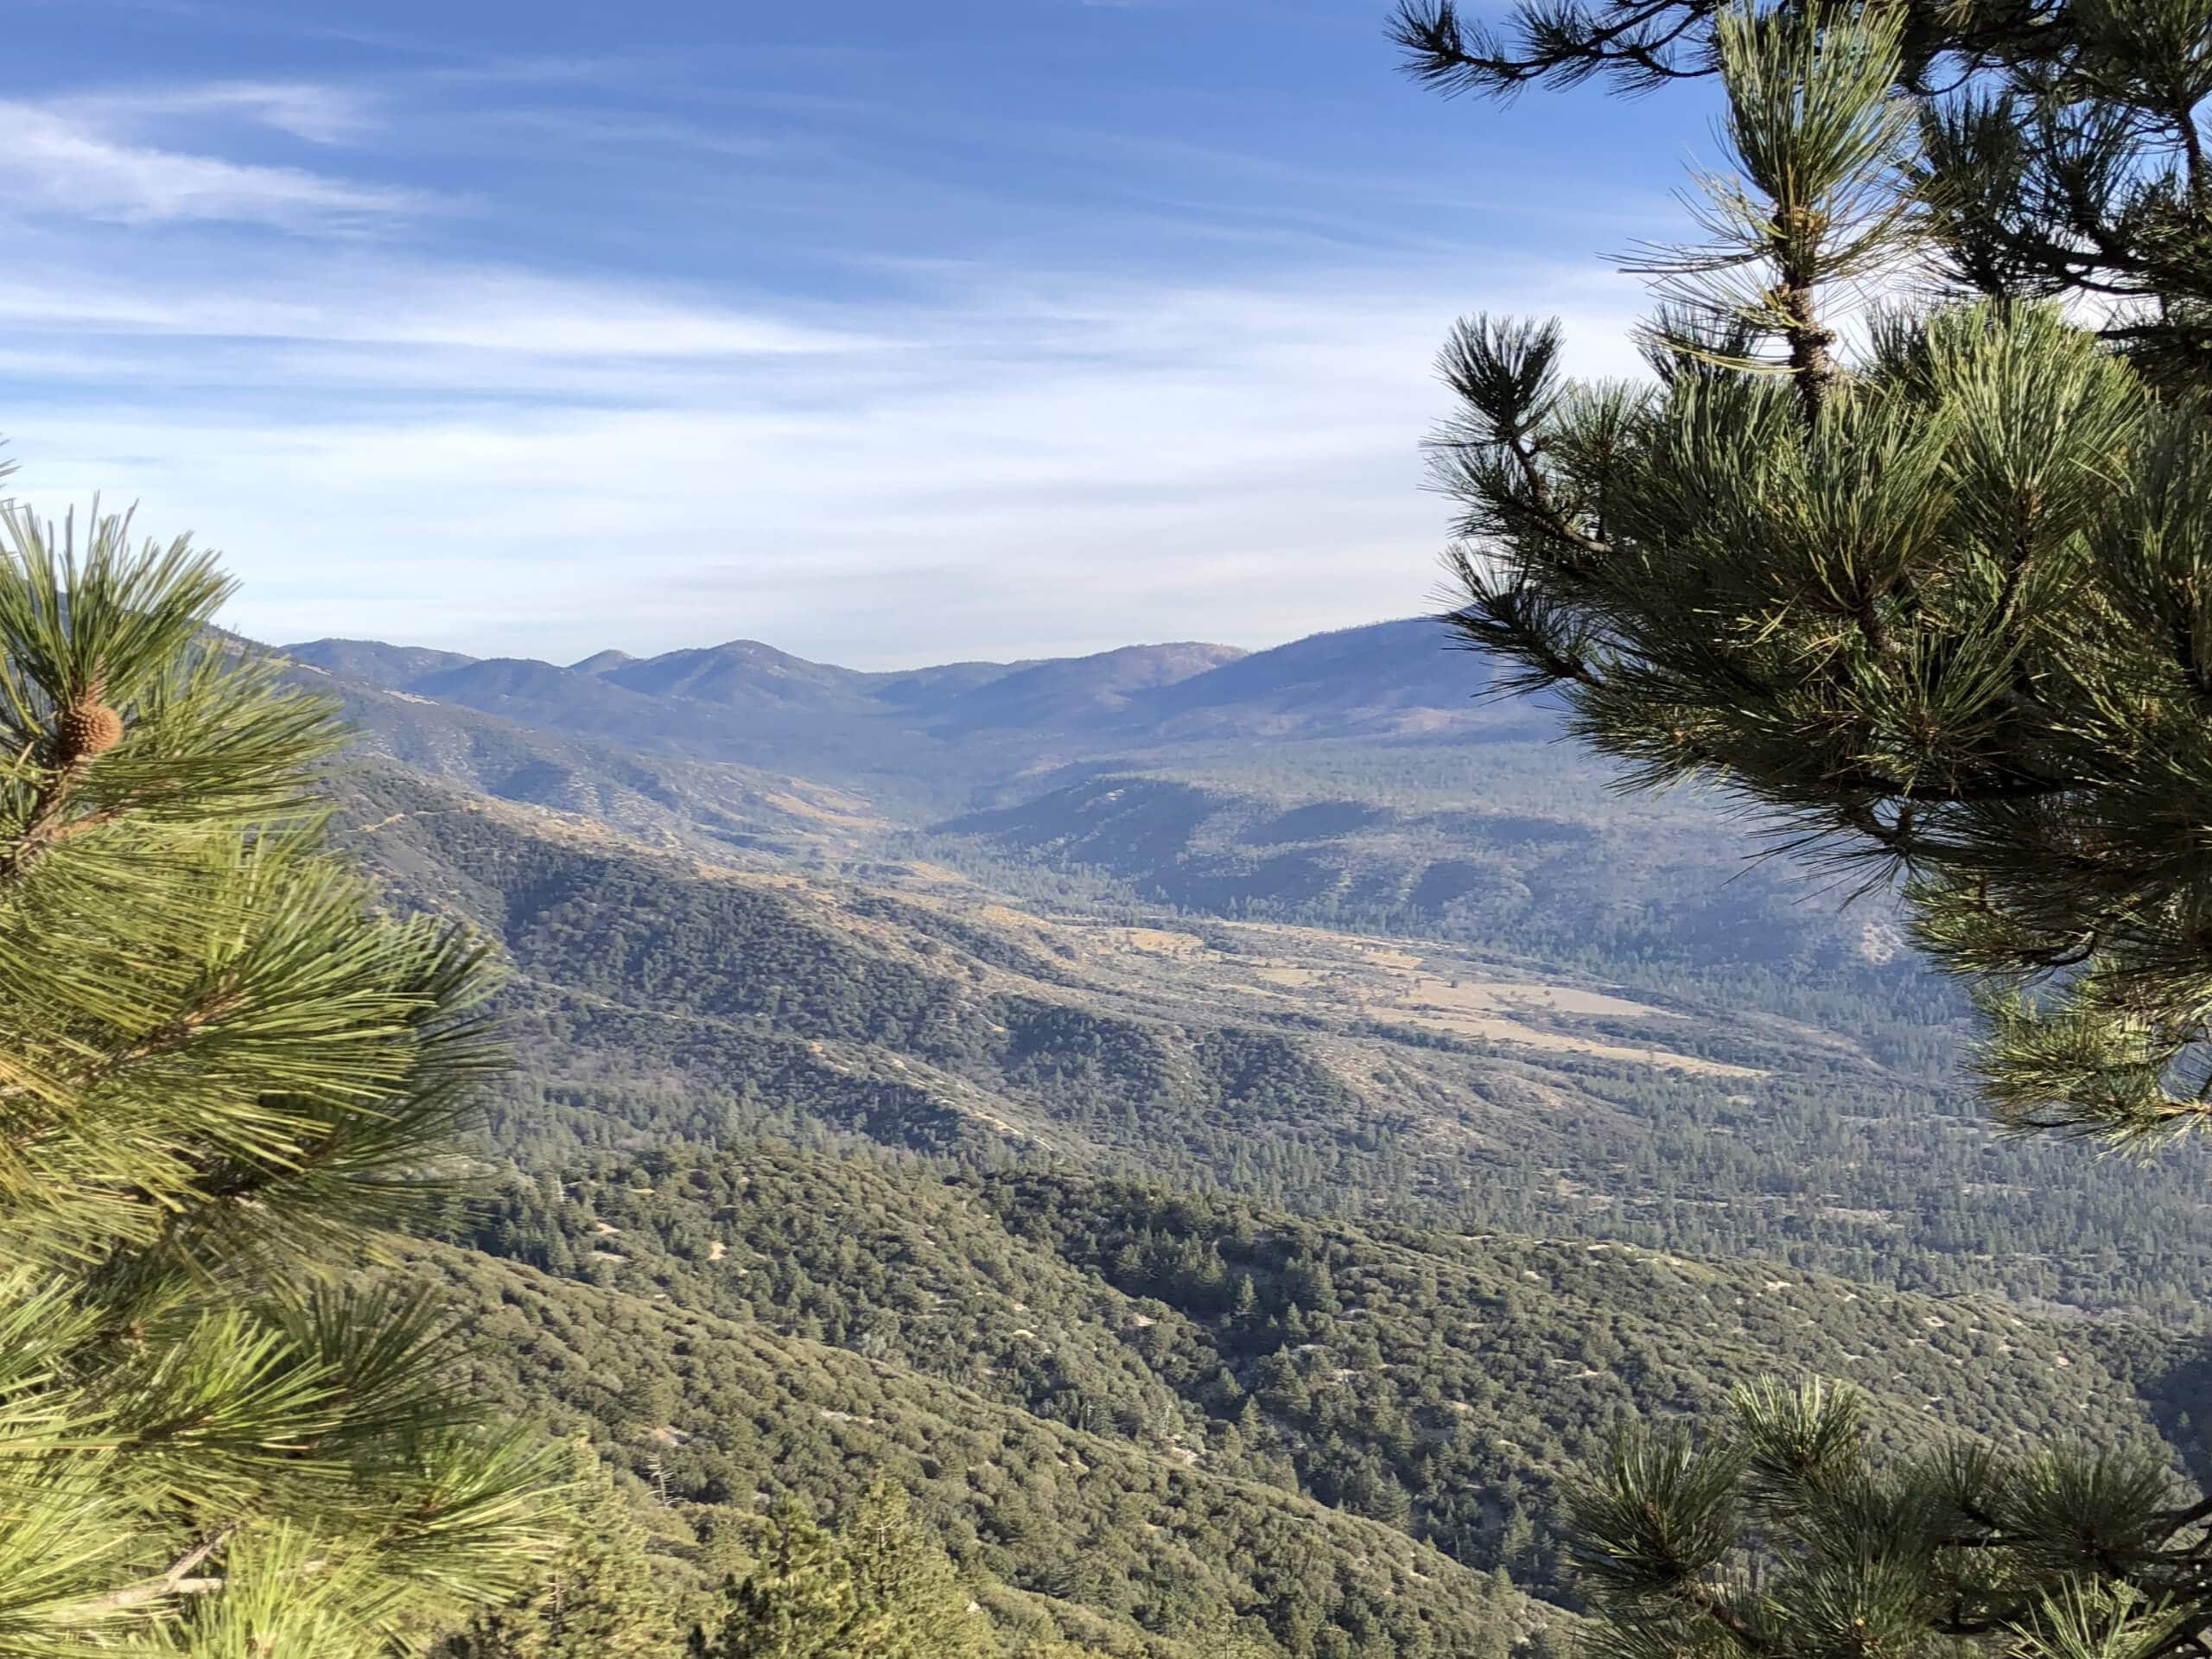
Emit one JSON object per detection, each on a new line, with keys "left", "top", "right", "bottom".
{"left": 284, "top": 613, "right": 1414, "bottom": 680}
{"left": 3, "top": 0, "right": 1713, "bottom": 670}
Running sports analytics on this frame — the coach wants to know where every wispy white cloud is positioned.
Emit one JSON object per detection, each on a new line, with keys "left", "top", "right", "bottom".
{"left": 0, "top": 265, "right": 871, "bottom": 359}
{"left": 0, "top": 41, "right": 1670, "bottom": 667}
{"left": 55, "top": 79, "right": 383, "bottom": 144}
{"left": 3, "top": 249, "right": 1645, "bottom": 666}
{"left": 0, "top": 92, "right": 418, "bottom": 228}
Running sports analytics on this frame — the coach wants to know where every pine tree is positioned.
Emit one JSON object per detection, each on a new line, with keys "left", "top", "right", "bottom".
{"left": 0, "top": 500, "right": 556, "bottom": 1651}
{"left": 690, "top": 1482, "right": 988, "bottom": 1659}
{"left": 1394, "top": 0, "right": 2212, "bottom": 392}
{"left": 691, "top": 1496, "right": 855, "bottom": 1659}
{"left": 1231, "top": 1272, "right": 1263, "bottom": 1331}
{"left": 441, "top": 1440, "right": 669, "bottom": 1658}
{"left": 1393, "top": 5, "right": 2212, "bottom": 1650}
{"left": 1403, "top": 0, "right": 2212, "bottom": 1147}
{"left": 1566, "top": 1378, "right": 2212, "bottom": 1658}
{"left": 838, "top": 1477, "right": 990, "bottom": 1659}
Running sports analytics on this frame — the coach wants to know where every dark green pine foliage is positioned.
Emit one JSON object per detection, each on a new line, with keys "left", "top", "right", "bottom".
{"left": 436, "top": 1141, "right": 2190, "bottom": 1654}
{"left": 1408, "top": 0, "right": 2212, "bottom": 1149}
{"left": 688, "top": 1497, "right": 852, "bottom": 1659}
{"left": 439, "top": 1440, "right": 671, "bottom": 1658}
{"left": 690, "top": 1480, "right": 991, "bottom": 1659}
{"left": 0, "top": 499, "right": 556, "bottom": 1652}
{"left": 1566, "top": 1379, "right": 2212, "bottom": 1659}
{"left": 836, "top": 1476, "right": 995, "bottom": 1658}
{"left": 1395, "top": 1, "right": 2212, "bottom": 1649}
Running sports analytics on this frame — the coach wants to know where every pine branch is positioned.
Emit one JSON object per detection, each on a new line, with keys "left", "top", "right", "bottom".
{"left": 1681, "top": 1580, "right": 1770, "bottom": 1652}
{"left": 87, "top": 1528, "right": 236, "bottom": 1611}
{"left": 1391, "top": 0, "right": 1719, "bottom": 94}
{"left": 2162, "top": 1497, "right": 2212, "bottom": 1531}
{"left": 0, "top": 757, "right": 92, "bottom": 886}
{"left": 0, "top": 506, "right": 559, "bottom": 1639}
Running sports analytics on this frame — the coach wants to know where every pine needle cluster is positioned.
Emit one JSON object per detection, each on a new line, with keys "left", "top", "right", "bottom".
{"left": 0, "top": 497, "right": 556, "bottom": 1654}
{"left": 1566, "top": 1380, "right": 2212, "bottom": 1658}
{"left": 1410, "top": 0, "right": 2212, "bottom": 1147}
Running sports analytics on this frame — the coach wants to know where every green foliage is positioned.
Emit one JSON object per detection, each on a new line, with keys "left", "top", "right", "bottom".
{"left": 689, "top": 1479, "right": 991, "bottom": 1659}
{"left": 0, "top": 502, "right": 556, "bottom": 1651}
{"left": 1420, "top": 0, "right": 2212, "bottom": 1147}
{"left": 1566, "top": 1380, "right": 2212, "bottom": 1658}
{"left": 415, "top": 1141, "right": 2201, "bottom": 1654}
{"left": 409, "top": 1154, "right": 1596, "bottom": 1656}
{"left": 690, "top": 1496, "right": 855, "bottom": 1659}
{"left": 440, "top": 1440, "right": 671, "bottom": 1658}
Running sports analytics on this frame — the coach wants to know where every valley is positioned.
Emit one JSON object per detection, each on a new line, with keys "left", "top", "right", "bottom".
{"left": 278, "top": 618, "right": 2212, "bottom": 1655}
{"left": 24, "top": 4, "right": 2210, "bottom": 1652}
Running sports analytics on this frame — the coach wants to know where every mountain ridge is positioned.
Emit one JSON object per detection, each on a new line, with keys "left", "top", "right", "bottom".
{"left": 281, "top": 618, "right": 1493, "bottom": 753}
{"left": 280, "top": 623, "right": 2212, "bottom": 1654}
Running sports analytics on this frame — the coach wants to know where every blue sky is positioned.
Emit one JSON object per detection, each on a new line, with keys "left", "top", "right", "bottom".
{"left": 2, "top": 0, "right": 1712, "bottom": 666}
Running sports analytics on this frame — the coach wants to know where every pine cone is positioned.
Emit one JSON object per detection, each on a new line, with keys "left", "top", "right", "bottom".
{"left": 55, "top": 698, "right": 124, "bottom": 762}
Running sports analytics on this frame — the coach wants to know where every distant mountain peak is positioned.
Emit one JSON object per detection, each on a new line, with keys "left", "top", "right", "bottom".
{"left": 597, "top": 638, "right": 872, "bottom": 709}
{"left": 568, "top": 650, "right": 637, "bottom": 676}
{"left": 281, "top": 638, "right": 480, "bottom": 690}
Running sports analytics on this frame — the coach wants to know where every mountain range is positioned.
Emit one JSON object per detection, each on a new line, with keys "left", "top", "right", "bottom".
{"left": 262, "top": 613, "right": 2212, "bottom": 1655}
{"left": 286, "top": 618, "right": 1881, "bottom": 976}
{"left": 283, "top": 618, "right": 1541, "bottom": 769}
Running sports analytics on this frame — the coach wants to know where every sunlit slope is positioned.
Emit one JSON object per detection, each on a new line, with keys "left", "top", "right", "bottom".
{"left": 340, "top": 766, "right": 2212, "bottom": 1317}
{"left": 426, "top": 1145, "right": 2209, "bottom": 1644}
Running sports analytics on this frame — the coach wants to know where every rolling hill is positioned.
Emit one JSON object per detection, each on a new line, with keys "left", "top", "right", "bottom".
{"left": 331, "top": 763, "right": 2212, "bottom": 1322}
{"left": 264, "top": 616, "right": 2212, "bottom": 1652}
{"left": 420, "top": 1142, "right": 2210, "bottom": 1656}
{"left": 289, "top": 659, "right": 882, "bottom": 862}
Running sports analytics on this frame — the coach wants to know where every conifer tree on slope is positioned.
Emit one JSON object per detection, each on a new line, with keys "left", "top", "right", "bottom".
{"left": 0, "top": 497, "right": 554, "bottom": 1654}
{"left": 438, "top": 1441, "right": 666, "bottom": 1659}
{"left": 1391, "top": 0, "right": 2212, "bottom": 1651}
{"left": 688, "top": 1480, "right": 988, "bottom": 1659}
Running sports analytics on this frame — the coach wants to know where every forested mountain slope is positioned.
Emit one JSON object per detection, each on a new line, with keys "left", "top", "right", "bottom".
{"left": 412, "top": 1230, "right": 1548, "bottom": 1659}
{"left": 297, "top": 662, "right": 882, "bottom": 863}
{"left": 334, "top": 764, "right": 2212, "bottom": 1320}
{"left": 420, "top": 1143, "right": 2209, "bottom": 1656}
{"left": 275, "top": 620, "right": 2212, "bottom": 1651}
{"left": 926, "top": 745, "right": 1881, "bottom": 982}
